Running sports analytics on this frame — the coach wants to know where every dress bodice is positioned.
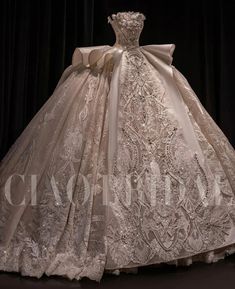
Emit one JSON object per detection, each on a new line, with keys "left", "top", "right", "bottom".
{"left": 108, "top": 11, "right": 145, "bottom": 49}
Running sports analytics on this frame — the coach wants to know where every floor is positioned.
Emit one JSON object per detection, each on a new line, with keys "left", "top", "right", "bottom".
{"left": 0, "top": 254, "right": 235, "bottom": 289}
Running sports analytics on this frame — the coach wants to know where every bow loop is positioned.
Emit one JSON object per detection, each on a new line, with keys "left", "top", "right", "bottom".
{"left": 72, "top": 45, "right": 124, "bottom": 69}
{"left": 141, "top": 44, "right": 175, "bottom": 65}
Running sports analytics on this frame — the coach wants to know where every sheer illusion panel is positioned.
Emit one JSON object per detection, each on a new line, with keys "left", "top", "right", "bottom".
{"left": 172, "top": 67, "right": 235, "bottom": 192}
{"left": 0, "top": 55, "right": 114, "bottom": 281}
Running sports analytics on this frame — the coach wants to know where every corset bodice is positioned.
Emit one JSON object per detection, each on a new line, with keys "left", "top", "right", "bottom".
{"left": 108, "top": 11, "right": 145, "bottom": 49}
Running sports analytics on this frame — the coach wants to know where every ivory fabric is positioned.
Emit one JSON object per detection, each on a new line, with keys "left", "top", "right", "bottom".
{"left": 0, "top": 11, "right": 235, "bottom": 282}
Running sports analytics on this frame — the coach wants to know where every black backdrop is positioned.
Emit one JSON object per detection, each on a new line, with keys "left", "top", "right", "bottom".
{"left": 1, "top": 0, "right": 235, "bottom": 159}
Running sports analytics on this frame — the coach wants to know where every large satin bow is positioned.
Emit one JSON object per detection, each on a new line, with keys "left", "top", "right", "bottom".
{"left": 71, "top": 44, "right": 175, "bottom": 68}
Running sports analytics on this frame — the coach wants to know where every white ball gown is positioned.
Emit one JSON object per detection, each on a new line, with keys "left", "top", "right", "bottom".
{"left": 0, "top": 11, "right": 235, "bottom": 282}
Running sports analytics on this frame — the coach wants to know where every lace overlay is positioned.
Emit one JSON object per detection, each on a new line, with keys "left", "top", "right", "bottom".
{"left": 105, "top": 48, "right": 235, "bottom": 269}
{"left": 0, "top": 11, "right": 235, "bottom": 282}
{"left": 0, "top": 64, "right": 112, "bottom": 281}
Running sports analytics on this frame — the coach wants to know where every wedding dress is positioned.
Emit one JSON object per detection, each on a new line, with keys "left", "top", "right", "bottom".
{"left": 0, "top": 11, "right": 235, "bottom": 282}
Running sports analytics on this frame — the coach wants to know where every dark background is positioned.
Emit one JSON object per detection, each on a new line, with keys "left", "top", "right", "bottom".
{"left": 0, "top": 0, "right": 235, "bottom": 160}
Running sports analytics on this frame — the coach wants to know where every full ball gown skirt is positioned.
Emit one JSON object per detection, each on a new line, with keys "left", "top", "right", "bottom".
{"left": 0, "top": 11, "right": 235, "bottom": 282}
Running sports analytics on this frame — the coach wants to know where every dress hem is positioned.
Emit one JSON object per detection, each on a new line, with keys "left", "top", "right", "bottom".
{"left": 104, "top": 241, "right": 235, "bottom": 276}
